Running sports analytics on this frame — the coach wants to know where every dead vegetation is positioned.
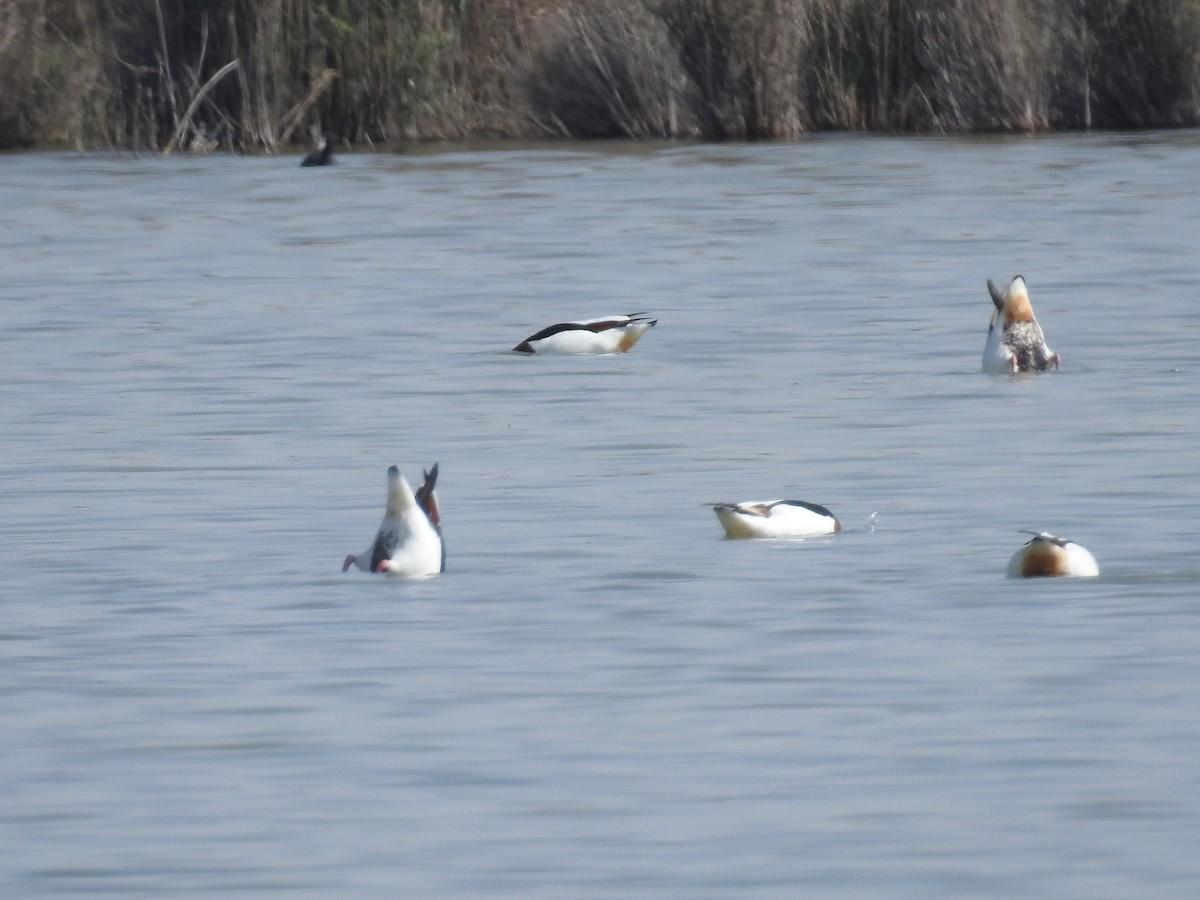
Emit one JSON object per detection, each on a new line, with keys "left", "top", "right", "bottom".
{"left": 1, "top": 0, "right": 1198, "bottom": 150}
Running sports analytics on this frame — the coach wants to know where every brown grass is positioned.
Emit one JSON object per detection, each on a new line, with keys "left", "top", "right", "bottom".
{"left": 520, "top": 0, "right": 693, "bottom": 137}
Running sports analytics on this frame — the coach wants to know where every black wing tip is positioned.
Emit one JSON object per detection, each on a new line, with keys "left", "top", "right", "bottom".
{"left": 625, "top": 313, "right": 657, "bottom": 326}
{"left": 779, "top": 499, "right": 837, "bottom": 518}
{"left": 986, "top": 278, "right": 1005, "bottom": 311}
{"left": 421, "top": 463, "right": 440, "bottom": 490}
{"left": 416, "top": 464, "right": 443, "bottom": 535}
{"left": 1019, "top": 530, "right": 1069, "bottom": 546}
{"left": 522, "top": 322, "right": 591, "bottom": 343}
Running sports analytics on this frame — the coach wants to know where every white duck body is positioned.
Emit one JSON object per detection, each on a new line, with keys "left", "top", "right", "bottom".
{"left": 1006, "top": 532, "right": 1099, "bottom": 578}
{"left": 343, "top": 465, "right": 443, "bottom": 577}
{"left": 714, "top": 499, "right": 841, "bottom": 539}
{"left": 513, "top": 314, "right": 656, "bottom": 355}
{"left": 983, "top": 276, "right": 1060, "bottom": 374}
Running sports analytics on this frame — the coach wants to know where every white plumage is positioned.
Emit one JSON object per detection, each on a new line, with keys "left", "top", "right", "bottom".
{"left": 513, "top": 313, "right": 657, "bottom": 355}
{"left": 1006, "top": 531, "right": 1099, "bottom": 578}
{"left": 713, "top": 499, "right": 841, "bottom": 539}
{"left": 343, "top": 464, "right": 444, "bottom": 577}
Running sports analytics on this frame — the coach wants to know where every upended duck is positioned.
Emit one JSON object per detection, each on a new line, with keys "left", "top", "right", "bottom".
{"left": 1006, "top": 531, "right": 1098, "bottom": 578}
{"left": 513, "top": 314, "right": 657, "bottom": 355}
{"left": 301, "top": 137, "right": 334, "bottom": 167}
{"left": 343, "top": 464, "right": 443, "bottom": 577}
{"left": 983, "top": 276, "right": 1060, "bottom": 374}
{"left": 713, "top": 499, "right": 841, "bottom": 539}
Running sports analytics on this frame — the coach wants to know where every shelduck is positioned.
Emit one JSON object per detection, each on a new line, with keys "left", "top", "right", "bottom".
{"left": 513, "top": 313, "right": 657, "bottom": 355}
{"left": 983, "top": 276, "right": 1060, "bottom": 374}
{"left": 343, "top": 464, "right": 444, "bottom": 577}
{"left": 713, "top": 499, "right": 841, "bottom": 539}
{"left": 1006, "top": 531, "right": 1099, "bottom": 578}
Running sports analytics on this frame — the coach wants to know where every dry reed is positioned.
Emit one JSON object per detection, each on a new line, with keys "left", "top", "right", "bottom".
{"left": 2, "top": 0, "right": 1198, "bottom": 150}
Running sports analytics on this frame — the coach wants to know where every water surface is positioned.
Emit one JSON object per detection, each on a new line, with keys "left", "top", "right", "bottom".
{"left": 3, "top": 133, "right": 1200, "bottom": 897}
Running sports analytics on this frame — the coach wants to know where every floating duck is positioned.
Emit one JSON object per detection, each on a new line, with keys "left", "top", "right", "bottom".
{"left": 983, "top": 276, "right": 1060, "bottom": 373}
{"left": 513, "top": 313, "right": 657, "bottom": 355}
{"left": 343, "top": 464, "right": 443, "bottom": 576}
{"left": 301, "top": 137, "right": 334, "bottom": 167}
{"left": 1006, "top": 531, "right": 1099, "bottom": 578}
{"left": 713, "top": 499, "right": 841, "bottom": 539}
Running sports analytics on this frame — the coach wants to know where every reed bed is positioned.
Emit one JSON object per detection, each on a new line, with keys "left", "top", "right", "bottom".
{"left": 2, "top": 0, "right": 1198, "bottom": 150}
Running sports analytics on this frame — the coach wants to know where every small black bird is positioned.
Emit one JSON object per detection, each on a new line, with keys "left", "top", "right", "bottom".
{"left": 300, "top": 137, "right": 334, "bottom": 167}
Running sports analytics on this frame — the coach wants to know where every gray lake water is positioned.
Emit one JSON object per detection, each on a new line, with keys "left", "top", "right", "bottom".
{"left": 3, "top": 133, "right": 1200, "bottom": 898}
